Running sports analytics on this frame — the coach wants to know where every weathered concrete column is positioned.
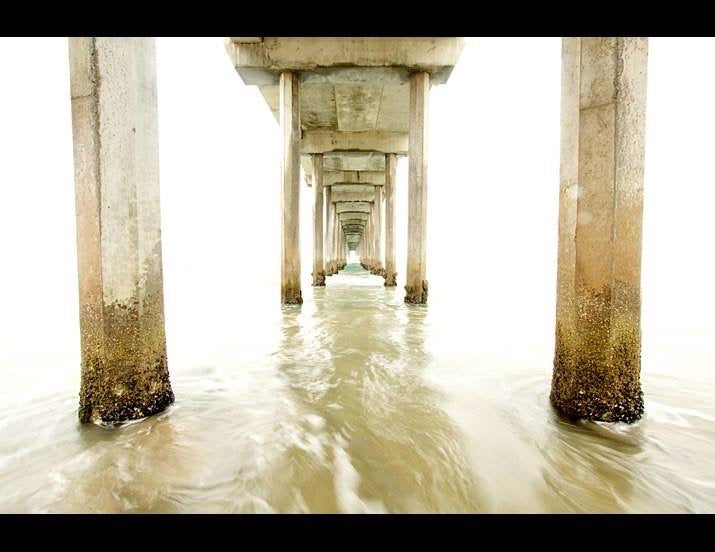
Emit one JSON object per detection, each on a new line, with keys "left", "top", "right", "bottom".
{"left": 550, "top": 37, "right": 648, "bottom": 423}
{"left": 370, "top": 206, "right": 377, "bottom": 271}
{"left": 384, "top": 153, "right": 398, "bottom": 286}
{"left": 369, "top": 201, "right": 377, "bottom": 273}
{"left": 325, "top": 186, "right": 334, "bottom": 276}
{"left": 280, "top": 71, "right": 302, "bottom": 304}
{"left": 338, "top": 227, "right": 345, "bottom": 270}
{"left": 338, "top": 221, "right": 345, "bottom": 270}
{"left": 342, "top": 229, "right": 347, "bottom": 268}
{"left": 312, "top": 154, "right": 326, "bottom": 286}
{"left": 330, "top": 212, "right": 339, "bottom": 274}
{"left": 405, "top": 72, "right": 430, "bottom": 304}
{"left": 363, "top": 212, "right": 373, "bottom": 270}
{"left": 373, "top": 186, "right": 384, "bottom": 276}
{"left": 68, "top": 37, "right": 174, "bottom": 424}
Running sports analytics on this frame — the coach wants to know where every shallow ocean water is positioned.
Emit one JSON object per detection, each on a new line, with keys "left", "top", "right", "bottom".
{"left": 1, "top": 265, "right": 714, "bottom": 513}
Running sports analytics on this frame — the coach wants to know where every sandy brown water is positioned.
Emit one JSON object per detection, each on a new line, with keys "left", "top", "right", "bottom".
{"left": 0, "top": 265, "right": 714, "bottom": 513}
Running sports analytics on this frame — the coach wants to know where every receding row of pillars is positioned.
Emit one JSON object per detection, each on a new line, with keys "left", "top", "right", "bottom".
{"left": 67, "top": 37, "right": 649, "bottom": 425}
{"left": 309, "top": 151, "right": 395, "bottom": 289}
{"left": 281, "top": 73, "right": 427, "bottom": 305}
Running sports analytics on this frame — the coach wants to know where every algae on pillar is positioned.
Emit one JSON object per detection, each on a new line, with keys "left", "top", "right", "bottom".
{"left": 405, "top": 72, "right": 430, "bottom": 304}
{"left": 551, "top": 37, "right": 648, "bottom": 423}
{"left": 68, "top": 37, "right": 174, "bottom": 424}
{"left": 280, "top": 71, "right": 302, "bottom": 304}
{"left": 384, "top": 153, "right": 398, "bottom": 286}
{"left": 312, "top": 153, "right": 326, "bottom": 286}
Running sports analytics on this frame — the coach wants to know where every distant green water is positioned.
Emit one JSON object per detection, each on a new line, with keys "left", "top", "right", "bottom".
{"left": 339, "top": 263, "right": 370, "bottom": 275}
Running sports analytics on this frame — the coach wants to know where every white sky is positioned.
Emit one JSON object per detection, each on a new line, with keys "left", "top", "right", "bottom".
{"left": 1, "top": 37, "right": 714, "bottom": 395}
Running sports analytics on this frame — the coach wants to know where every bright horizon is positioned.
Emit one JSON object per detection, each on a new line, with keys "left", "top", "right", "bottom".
{"left": 1, "top": 37, "right": 714, "bottom": 398}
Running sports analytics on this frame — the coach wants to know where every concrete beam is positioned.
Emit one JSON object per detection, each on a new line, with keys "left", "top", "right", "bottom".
{"left": 335, "top": 202, "right": 371, "bottom": 214}
{"left": 227, "top": 38, "right": 464, "bottom": 86}
{"left": 230, "top": 37, "right": 262, "bottom": 43}
{"left": 324, "top": 152, "right": 386, "bottom": 172}
{"left": 331, "top": 184, "right": 375, "bottom": 195}
{"left": 324, "top": 171, "right": 385, "bottom": 187}
{"left": 304, "top": 167, "right": 386, "bottom": 187}
{"left": 331, "top": 190, "right": 376, "bottom": 203}
{"left": 301, "top": 130, "right": 408, "bottom": 154}
{"left": 338, "top": 212, "right": 369, "bottom": 223}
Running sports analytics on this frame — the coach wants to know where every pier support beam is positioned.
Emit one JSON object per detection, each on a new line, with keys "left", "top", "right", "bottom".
{"left": 405, "top": 72, "right": 429, "bottom": 304}
{"left": 550, "top": 37, "right": 648, "bottom": 423}
{"left": 68, "top": 37, "right": 174, "bottom": 424}
{"left": 384, "top": 153, "right": 398, "bottom": 286}
{"left": 280, "top": 71, "right": 302, "bottom": 304}
{"left": 312, "top": 154, "right": 326, "bottom": 286}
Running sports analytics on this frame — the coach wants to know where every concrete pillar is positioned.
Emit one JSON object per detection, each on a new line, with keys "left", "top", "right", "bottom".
{"left": 370, "top": 202, "right": 379, "bottom": 274}
{"left": 338, "top": 226, "right": 345, "bottom": 270}
{"left": 330, "top": 212, "right": 338, "bottom": 274}
{"left": 311, "top": 154, "right": 325, "bottom": 286}
{"left": 338, "top": 220, "right": 345, "bottom": 270}
{"left": 363, "top": 213, "right": 373, "bottom": 270}
{"left": 325, "top": 186, "right": 334, "bottom": 276}
{"left": 342, "top": 229, "right": 347, "bottom": 268}
{"left": 280, "top": 71, "right": 302, "bottom": 304}
{"left": 68, "top": 37, "right": 174, "bottom": 424}
{"left": 405, "top": 72, "right": 430, "bottom": 304}
{"left": 551, "top": 37, "right": 648, "bottom": 423}
{"left": 369, "top": 202, "right": 377, "bottom": 273}
{"left": 384, "top": 153, "right": 398, "bottom": 286}
{"left": 373, "top": 186, "right": 384, "bottom": 276}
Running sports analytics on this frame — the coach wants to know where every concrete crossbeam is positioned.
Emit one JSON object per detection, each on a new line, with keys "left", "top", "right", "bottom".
{"left": 226, "top": 37, "right": 464, "bottom": 85}
{"left": 335, "top": 202, "right": 371, "bottom": 214}
{"left": 301, "top": 130, "right": 408, "bottom": 154}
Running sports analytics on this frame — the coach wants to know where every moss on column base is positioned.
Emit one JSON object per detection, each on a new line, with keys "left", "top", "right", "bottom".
{"left": 550, "top": 323, "right": 644, "bottom": 424}
{"left": 549, "top": 386, "right": 644, "bottom": 424}
{"left": 282, "top": 284, "right": 303, "bottom": 305}
{"left": 312, "top": 270, "right": 326, "bottom": 286}
{"left": 384, "top": 271, "right": 397, "bottom": 286}
{"left": 404, "top": 280, "right": 428, "bottom": 304}
{"left": 79, "top": 354, "right": 174, "bottom": 424}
